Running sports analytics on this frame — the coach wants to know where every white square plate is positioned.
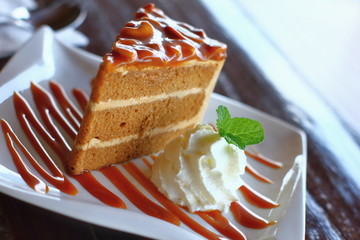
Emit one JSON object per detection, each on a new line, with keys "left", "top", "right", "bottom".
{"left": 0, "top": 27, "right": 306, "bottom": 240}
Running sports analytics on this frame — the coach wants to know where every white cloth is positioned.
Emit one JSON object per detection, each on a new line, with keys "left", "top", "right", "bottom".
{"left": 0, "top": 0, "right": 88, "bottom": 57}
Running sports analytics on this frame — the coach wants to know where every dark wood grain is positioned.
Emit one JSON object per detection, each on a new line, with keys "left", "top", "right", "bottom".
{"left": 1, "top": 0, "right": 360, "bottom": 239}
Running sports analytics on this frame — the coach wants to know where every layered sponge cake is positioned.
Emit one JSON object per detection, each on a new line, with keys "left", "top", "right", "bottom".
{"left": 69, "top": 4, "right": 227, "bottom": 174}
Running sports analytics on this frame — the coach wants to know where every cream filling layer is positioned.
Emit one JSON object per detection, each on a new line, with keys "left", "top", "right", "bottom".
{"left": 75, "top": 114, "right": 202, "bottom": 150}
{"left": 89, "top": 88, "right": 203, "bottom": 111}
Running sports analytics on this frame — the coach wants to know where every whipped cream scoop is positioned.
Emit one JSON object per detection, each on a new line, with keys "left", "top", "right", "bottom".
{"left": 151, "top": 124, "right": 247, "bottom": 212}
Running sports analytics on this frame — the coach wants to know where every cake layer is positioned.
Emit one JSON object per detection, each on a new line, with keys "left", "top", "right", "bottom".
{"left": 69, "top": 128, "right": 189, "bottom": 174}
{"left": 92, "top": 60, "right": 221, "bottom": 102}
{"left": 76, "top": 112, "right": 202, "bottom": 151}
{"left": 89, "top": 87, "right": 202, "bottom": 111}
{"left": 75, "top": 92, "right": 205, "bottom": 144}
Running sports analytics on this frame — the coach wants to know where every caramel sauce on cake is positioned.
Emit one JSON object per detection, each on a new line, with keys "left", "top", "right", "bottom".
{"left": 104, "top": 4, "right": 226, "bottom": 67}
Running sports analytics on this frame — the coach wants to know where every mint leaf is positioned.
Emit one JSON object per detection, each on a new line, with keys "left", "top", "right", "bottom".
{"left": 216, "top": 105, "right": 264, "bottom": 149}
{"left": 216, "top": 105, "right": 230, "bottom": 136}
{"left": 224, "top": 134, "right": 246, "bottom": 150}
{"left": 226, "top": 118, "right": 264, "bottom": 145}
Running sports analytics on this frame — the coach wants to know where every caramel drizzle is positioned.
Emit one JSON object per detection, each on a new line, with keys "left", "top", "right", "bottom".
{"left": 197, "top": 210, "right": 246, "bottom": 240}
{"left": 245, "top": 164, "right": 273, "bottom": 184}
{"left": 49, "top": 81, "right": 82, "bottom": 130}
{"left": 1, "top": 120, "right": 49, "bottom": 194}
{"left": 105, "top": 4, "right": 227, "bottom": 67}
{"left": 239, "top": 185, "right": 279, "bottom": 209}
{"left": 1, "top": 81, "right": 283, "bottom": 239}
{"left": 100, "top": 166, "right": 180, "bottom": 225}
{"left": 12, "top": 92, "right": 77, "bottom": 195}
{"left": 245, "top": 150, "right": 283, "bottom": 168}
{"left": 230, "top": 201, "right": 276, "bottom": 229}
{"left": 72, "top": 88, "right": 88, "bottom": 112}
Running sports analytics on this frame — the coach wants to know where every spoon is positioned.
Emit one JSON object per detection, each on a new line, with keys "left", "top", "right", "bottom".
{"left": 0, "top": 1, "right": 87, "bottom": 58}
{"left": 0, "top": 1, "right": 87, "bottom": 31}
{"left": 30, "top": 1, "right": 87, "bottom": 30}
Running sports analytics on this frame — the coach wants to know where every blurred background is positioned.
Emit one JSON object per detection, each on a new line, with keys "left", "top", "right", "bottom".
{"left": 202, "top": 0, "right": 360, "bottom": 136}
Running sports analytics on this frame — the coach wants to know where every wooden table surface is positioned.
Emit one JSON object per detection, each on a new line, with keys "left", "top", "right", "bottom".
{"left": 1, "top": 0, "right": 359, "bottom": 239}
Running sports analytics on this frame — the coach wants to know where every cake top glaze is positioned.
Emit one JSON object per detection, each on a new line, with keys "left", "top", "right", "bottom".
{"left": 104, "top": 4, "right": 227, "bottom": 67}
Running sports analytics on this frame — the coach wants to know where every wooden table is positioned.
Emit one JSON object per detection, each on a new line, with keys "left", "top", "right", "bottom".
{"left": 1, "top": 0, "right": 359, "bottom": 239}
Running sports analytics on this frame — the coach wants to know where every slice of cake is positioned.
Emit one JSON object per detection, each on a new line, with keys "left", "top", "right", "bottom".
{"left": 69, "top": 4, "right": 227, "bottom": 174}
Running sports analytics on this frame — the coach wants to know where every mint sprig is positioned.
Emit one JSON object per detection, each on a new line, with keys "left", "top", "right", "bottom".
{"left": 216, "top": 105, "right": 264, "bottom": 149}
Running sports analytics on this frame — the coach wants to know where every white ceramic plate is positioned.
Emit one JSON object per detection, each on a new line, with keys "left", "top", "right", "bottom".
{"left": 0, "top": 27, "right": 306, "bottom": 240}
